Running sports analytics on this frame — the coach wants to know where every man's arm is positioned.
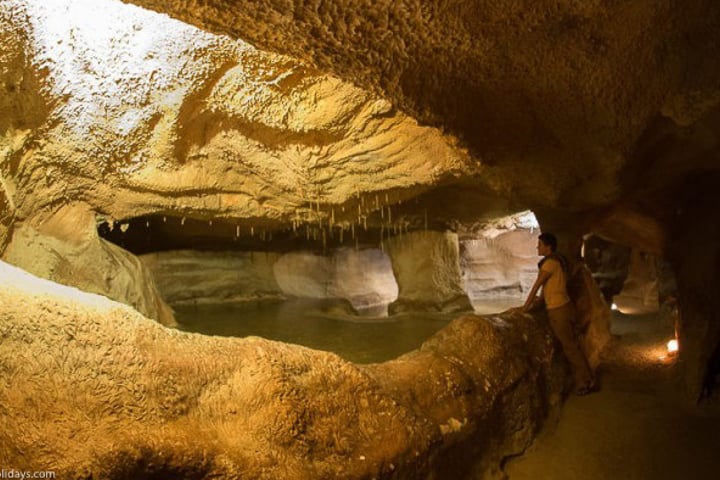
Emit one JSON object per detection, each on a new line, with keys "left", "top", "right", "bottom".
{"left": 520, "top": 269, "right": 552, "bottom": 313}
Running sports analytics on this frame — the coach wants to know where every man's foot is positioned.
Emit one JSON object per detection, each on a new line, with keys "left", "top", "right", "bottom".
{"left": 575, "top": 382, "right": 598, "bottom": 396}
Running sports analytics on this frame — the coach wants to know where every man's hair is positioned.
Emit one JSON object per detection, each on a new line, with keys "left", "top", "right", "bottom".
{"left": 538, "top": 232, "right": 558, "bottom": 252}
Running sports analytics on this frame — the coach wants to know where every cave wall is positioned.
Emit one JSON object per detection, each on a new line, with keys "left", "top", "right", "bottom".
{"left": 0, "top": 258, "right": 568, "bottom": 479}
{"left": 613, "top": 249, "right": 660, "bottom": 314}
{"left": 1, "top": 0, "right": 719, "bottom": 402}
{"left": 141, "top": 250, "right": 284, "bottom": 305}
{"left": 2, "top": 203, "right": 175, "bottom": 325}
{"left": 460, "top": 228, "right": 538, "bottom": 303}
{"left": 142, "top": 247, "right": 399, "bottom": 314}
{"left": 386, "top": 231, "right": 473, "bottom": 314}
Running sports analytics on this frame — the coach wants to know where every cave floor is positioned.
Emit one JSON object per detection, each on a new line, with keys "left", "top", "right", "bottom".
{"left": 505, "top": 311, "right": 720, "bottom": 480}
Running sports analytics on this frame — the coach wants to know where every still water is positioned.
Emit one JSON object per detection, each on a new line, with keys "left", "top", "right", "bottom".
{"left": 174, "top": 297, "right": 520, "bottom": 364}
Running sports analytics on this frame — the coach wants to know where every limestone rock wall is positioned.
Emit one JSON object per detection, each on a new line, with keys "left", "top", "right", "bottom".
{"left": 386, "top": 231, "right": 473, "bottom": 314}
{"left": 124, "top": 0, "right": 720, "bottom": 211}
{"left": 0, "top": 0, "right": 477, "bottom": 234}
{"left": 614, "top": 249, "right": 661, "bottom": 314}
{"left": 141, "top": 250, "right": 283, "bottom": 305}
{"left": 460, "top": 229, "right": 538, "bottom": 303}
{"left": 1, "top": 203, "right": 175, "bottom": 326}
{"left": 0, "top": 259, "right": 566, "bottom": 479}
{"left": 142, "top": 247, "right": 398, "bottom": 314}
{"left": 273, "top": 248, "right": 398, "bottom": 313}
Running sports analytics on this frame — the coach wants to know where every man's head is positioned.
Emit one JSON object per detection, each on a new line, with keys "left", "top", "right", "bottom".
{"left": 537, "top": 232, "right": 557, "bottom": 256}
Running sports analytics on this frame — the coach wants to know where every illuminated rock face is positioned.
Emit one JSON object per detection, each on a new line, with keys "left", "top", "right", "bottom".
{"left": 0, "top": 260, "right": 567, "bottom": 479}
{"left": 2, "top": 203, "right": 175, "bottom": 325}
{"left": 460, "top": 229, "right": 539, "bottom": 303}
{"left": 386, "top": 231, "right": 473, "bottom": 314}
{"left": 141, "top": 250, "right": 284, "bottom": 305}
{"left": 142, "top": 248, "right": 398, "bottom": 313}
{"left": 0, "top": 0, "right": 718, "bottom": 437}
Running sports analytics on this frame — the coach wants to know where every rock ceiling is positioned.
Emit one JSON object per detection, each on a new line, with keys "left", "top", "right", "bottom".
{"left": 3, "top": 0, "right": 718, "bottom": 249}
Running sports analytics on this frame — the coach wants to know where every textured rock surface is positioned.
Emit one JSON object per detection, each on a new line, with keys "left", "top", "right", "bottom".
{"left": 142, "top": 247, "right": 398, "bottom": 312}
{"left": 124, "top": 0, "right": 720, "bottom": 211}
{"left": 614, "top": 249, "right": 661, "bottom": 315}
{"left": 0, "top": 260, "right": 566, "bottom": 479}
{"left": 0, "top": 0, "right": 476, "bottom": 235}
{"left": 460, "top": 228, "right": 538, "bottom": 303}
{"left": 141, "top": 250, "right": 284, "bottom": 305}
{"left": 274, "top": 248, "right": 398, "bottom": 313}
{"left": 1, "top": 0, "right": 719, "bottom": 404}
{"left": 386, "top": 231, "right": 473, "bottom": 314}
{"left": 2, "top": 203, "right": 175, "bottom": 325}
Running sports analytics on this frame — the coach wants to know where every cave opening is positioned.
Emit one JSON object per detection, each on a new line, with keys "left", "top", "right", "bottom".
{"left": 96, "top": 209, "right": 540, "bottom": 362}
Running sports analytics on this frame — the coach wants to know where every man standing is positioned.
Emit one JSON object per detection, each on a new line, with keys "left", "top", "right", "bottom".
{"left": 517, "top": 232, "right": 596, "bottom": 395}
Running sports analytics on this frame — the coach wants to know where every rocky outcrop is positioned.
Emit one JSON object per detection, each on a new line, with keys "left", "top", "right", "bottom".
{"left": 2, "top": 0, "right": 719, "bottom": 401}
{"left": 142, "top": 248, "right": 398, "bottom": 314}
{"left": 1, "top": 203, "right": 175, "bottom": 325}
{"left": 460, "top": 229, "right": 538, "bottom": 303}
{"left": 613, "top": 249, "right": 660, "bottom": 314}
{"left": 0, "top": 260, "right": 567, "bottom": 479}
{"left": 141, "top": 250, "right": 284, "bottom": 305}
{"left": 0, "top": 0, "right": 477, "bottom": 234}
{"left": 583, "top": 234, "right": 631, "bottom": 304}
{"left": 274, "top": 248, "right": 398, "bottom": 314}
{"left": 386, "top": 231, "right": 473, "bottom": 314}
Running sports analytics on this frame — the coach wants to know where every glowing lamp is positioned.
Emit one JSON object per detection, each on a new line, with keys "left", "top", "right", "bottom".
{"left": 667, "top": 339, "right": 679, "bottom": 354}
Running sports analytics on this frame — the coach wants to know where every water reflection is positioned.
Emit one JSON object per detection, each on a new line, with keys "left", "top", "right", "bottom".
{"left": 175, "top": 297, "right": 520, "bottom": 364}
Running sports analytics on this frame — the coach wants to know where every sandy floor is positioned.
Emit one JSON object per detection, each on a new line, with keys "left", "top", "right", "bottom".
{"left": 505, "top": 312, "right": 720, "bottom": 480}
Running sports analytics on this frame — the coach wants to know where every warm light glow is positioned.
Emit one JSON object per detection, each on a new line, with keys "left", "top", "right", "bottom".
{"left": 611, "top": 303, "right": 618, "bottom": 310}
{"left": 667, "top": 339, "right": 679, "bottom": 353}
{"left": 20, "top": 0, "right": 231, "bottom": 137}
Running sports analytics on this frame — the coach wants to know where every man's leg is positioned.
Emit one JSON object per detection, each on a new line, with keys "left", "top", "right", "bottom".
{"left": 547, "top": 303, "right": 594, "bottom": 392}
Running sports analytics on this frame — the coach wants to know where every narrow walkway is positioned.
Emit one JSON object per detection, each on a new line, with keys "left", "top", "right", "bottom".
{"left": 505, "top": 312, "right": 720, "bottom": 480}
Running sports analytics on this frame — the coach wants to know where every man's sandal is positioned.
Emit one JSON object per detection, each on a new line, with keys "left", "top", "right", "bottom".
{"left": 575, "top": 383, "right": 597, "bottom": 396}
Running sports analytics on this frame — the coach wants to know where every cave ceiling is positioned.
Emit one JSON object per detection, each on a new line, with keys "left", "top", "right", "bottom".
{"left": 1, "top": 0, "right": 719, "bottom": 252}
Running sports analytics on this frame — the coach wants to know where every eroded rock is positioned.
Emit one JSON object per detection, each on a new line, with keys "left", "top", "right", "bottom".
{"left": 0, "top": 259, "right": 566, "bottom": 479}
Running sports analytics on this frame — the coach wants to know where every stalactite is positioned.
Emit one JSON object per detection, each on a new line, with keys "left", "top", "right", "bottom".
{"left": 380, "top": 224, "right": 384, "bottom": 253}
{"left": 351, "top": 223, "right": 355, "bottom": 239}
{"left": 181, "top": 217, "right": 186, "bottom": 226}
{"left": 236, "top": 225, "right": 240, "bottom": 237}
{"left": 251, "top": 226, "right": 255, "bottom": 237}
{"left": 163, "top": 216, "right": 166, "bottom": 223}
{"left": 424, "top": 209, "right": 428, "bottom": 231}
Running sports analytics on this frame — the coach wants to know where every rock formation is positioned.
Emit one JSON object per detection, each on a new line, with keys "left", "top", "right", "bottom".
{"left": 0, "top": 259, "right": 567, "bottom": 479}
{"left": 1, "top": 0, "right": 719, "bottom": 477}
